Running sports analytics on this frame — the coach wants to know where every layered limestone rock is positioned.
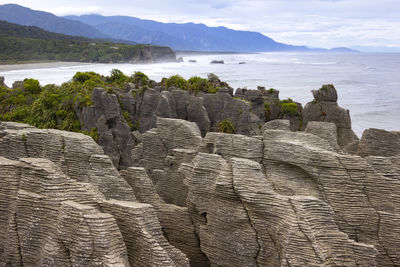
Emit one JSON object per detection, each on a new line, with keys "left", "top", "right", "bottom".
{"left": 304, "top": 121, "right": 342, "bottom": 152}
{"left": 70, "top": 82, "right": 360, "bottom": 169}
{"left": 76, "top": 87, "right": 135, "bottom": 169}
{"left": 182, "top": 149, "right": 377, "bottom": 266}
{"left": 0, "top": 122, "right": 190, "bottom": 266}
{"left": 0, "top": 157, "right": 129, "bottom": 266}
{"left": 302, "top": 84, "right": 359, "bottom": 148}
{"left": 121, "top": 167, "right": 208, "bottom": 267}
{"left": 262, "top": 129, "right": 400, "bottom": 266}
{"left": 100, "top": 199, "right": 190, "bottom": 267}
{"left": 120, "top": 86, "right": 261, "bottom": 137}
{"left": 0, "top": 121, "right": 135, "bottom": 201}
{"left": 357, "top": 128, "right": 400, "bottom": 157}
{"left": 129, "top": 117, "right": 399, "bottom": 266}
{"left": 1, "top": 116, "right": 400, "bottom": 267}
{"left": 132, "top": 118, "right": 203, "bottom": 206}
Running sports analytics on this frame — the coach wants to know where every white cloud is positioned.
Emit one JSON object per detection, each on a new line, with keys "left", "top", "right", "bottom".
{"left": 0, "top": 0, "right": 399, "bottom": 49}
{"left": 44, "top": 6, "right": 102, "bottom": 16}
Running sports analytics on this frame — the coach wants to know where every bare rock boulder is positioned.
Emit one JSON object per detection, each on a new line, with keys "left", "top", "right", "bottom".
{"left": 358, "top": 128, "right": 400, "bottom": 157}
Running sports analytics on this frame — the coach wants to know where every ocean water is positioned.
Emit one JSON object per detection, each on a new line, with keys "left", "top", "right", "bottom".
{"left": 1, "top": 52, "right": 399, "bottom": 136}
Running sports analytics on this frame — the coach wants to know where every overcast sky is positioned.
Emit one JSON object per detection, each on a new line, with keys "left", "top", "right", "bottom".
{"left": 1, "top": 0, "right": 399, "bottom": 50}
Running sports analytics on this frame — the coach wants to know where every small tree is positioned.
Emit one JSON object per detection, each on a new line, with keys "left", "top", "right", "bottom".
{"left": 217, "top": 119, "right": 236, "bottom": 134}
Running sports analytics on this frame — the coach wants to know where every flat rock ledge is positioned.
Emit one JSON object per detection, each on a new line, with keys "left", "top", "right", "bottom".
{"left": 1, "top": 119, "right": 400, "bottom": 266}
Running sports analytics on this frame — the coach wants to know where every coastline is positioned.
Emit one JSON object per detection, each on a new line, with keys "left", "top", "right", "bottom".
{"left": 0, "top": 61, "right": 93, "bottom": 71}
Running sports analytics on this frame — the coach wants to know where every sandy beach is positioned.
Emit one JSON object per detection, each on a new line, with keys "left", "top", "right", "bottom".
{"left": 0, "top": 61, "right": 92, "bottom": 71}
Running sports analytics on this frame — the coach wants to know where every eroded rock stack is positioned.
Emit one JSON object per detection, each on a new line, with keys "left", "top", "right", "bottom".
{"left": 0, "top": 122, "right": 189, "bottom": 266}
{"left": 1, "top": 108, "right": 399, "bottom": 266}
{"left": 125, "top": 117, "right": 399, "bottom": 266}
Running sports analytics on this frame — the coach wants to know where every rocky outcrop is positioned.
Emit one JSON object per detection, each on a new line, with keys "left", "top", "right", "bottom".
{"left": 262, "top": 129, "right": 400, "bottom": 266}
{"left": 302, "top": 84, "right": 358, "bottom": 148}
{"left": 0, "top": 121, "right": 135, "bottom": 201}
{"left": 76, "top": 87, "right": 134, "bottom": 169}
{"left": 304, "top": 121, "right": 342, "bottom": 152}
{"left": 0, "top": 76, "right": 7, "bottom": 88}
{"left": 0, "top": 122, "right": 190, "bottom": 266}
{"left": 357, "top": 128, "right": 400, "bottom": 157}
{"left": 69, "top": 81, "right": 361, "bottom": 170}
{"left": 127, "top": 117, "right": 400, "bottom": 266}
{"left": 1, "top": 100, "right": 399, "bottom": 266}
{"left": 131, "top": 46, "right": 176, "bottom": 63}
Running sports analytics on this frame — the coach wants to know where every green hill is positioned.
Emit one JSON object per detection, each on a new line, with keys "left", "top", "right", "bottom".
{"left": 0, "top": 20, "right": 176, "bottom": 63}
{"left": 0, "top": 19, "right": 91, "bottom": 41}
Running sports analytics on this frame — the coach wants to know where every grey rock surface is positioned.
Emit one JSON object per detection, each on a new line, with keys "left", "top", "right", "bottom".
{"left": 263, "top": 129, "right": 400, "bottom": 266}
{"left": 304, "top": 121, "right": 342, "bottom": 152}
{"left": 0, "top": 121, "right": 135, "bottom": 201}
{"left": 0, "top": 122, "right": 190, "bottom": 266}
{"left": 121, "top": 167, "right": 208, "bottom": 267}
{"left": 358, "top": 128, "right": 400, "bottom": 157}
{"left": 0, "top": 76, "right": 7, "bottom": 88}
{"left": 312, "top": 84, "right": 338, "bottom": 102}
{"left": 131, "top": 118, "right": 202, "bottom": 206}
{"left": 302, "top": 85, "right": 358, "bottom": 148}
{"left": 1, "top": 114, "right": 399, "bottom": 267}
{"left": 129, "top": 118, "right": 400, "bottom": 266}
{"left": 76, "top": 87, "right": 134, "bottom": 169}
{"left": 262, "top": 119, "right": 291, "bottom": 131}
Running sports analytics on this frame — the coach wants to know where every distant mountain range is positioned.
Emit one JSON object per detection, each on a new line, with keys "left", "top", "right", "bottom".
{"left": 64, "top": 14, "right": 314, "bottom": 52}
{"left": 0, "top": 20, "right": 176, "bottom": 63}
{"left": 0, "top": 4, "right": 358, "bottom": 53}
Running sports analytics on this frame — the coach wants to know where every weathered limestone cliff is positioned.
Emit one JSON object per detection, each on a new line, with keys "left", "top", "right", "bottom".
{"left": 1, "top": 88, "right": 400, "bottom": 266}
{"left": 0, "top": 121, "right": 189, "bottom": 266}
{"left": 76, "top": 81, "right": 352, "bottom": 170}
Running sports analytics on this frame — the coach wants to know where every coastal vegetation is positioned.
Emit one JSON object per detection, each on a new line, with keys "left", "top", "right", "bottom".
{"left": 0, "top": 35, "right": 164, "bottom": 63}
{"left": 0, "top": 70, "right": 222, "bottom": 140}
{"left": 278, "top": 98, "right": 300, "bottom": 116}
{"left": 0, "top": 20, "right": 175, "bottom": 63}
{"left": 0, "top": 69, "right": 306, "bottom": 147}
{"left": 217, "top": 119, "right": 236, "bottom": 134}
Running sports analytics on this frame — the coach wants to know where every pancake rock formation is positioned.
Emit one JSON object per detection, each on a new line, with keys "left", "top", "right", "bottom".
{"left": 1, "top": 108, "right": 400, "bottom": 266}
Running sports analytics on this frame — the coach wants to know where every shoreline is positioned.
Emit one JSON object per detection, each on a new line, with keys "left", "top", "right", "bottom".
{"left": 0, "top": 61, "right": 94, "bottom": 71}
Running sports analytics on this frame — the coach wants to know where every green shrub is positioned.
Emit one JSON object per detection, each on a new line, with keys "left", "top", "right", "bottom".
{"left": 217, "top": 119, "right": 236, "bottom": 134}
{"left": 279, "top": 98, "right": 299, "bottom": 116}
{"left": 73, "top": 71, "right": 103, "bottom": 84}
{"left": 130, "top": 71, "right": 149, "bottom": 85}
{"left": 264, "top": 102, "right": 270, "bottom": 116}
{"left": 88, "top": 127, "right": 99, "bottom": 143}
{"left": 106, "top": 69, "right": 128, "bottom": 87}
{"left": 267, "top": 88, "right": 276, "bottom": 94}
{"left": 23, "top": 79, "right": 41, "bottom": 94}
{"left": 26, "top": 84, "right": 81, "bottom": 131}
{"left": 320, "top": 84, "right": 334, "bottom": 91}
{"left": 122, "top": 111, "right": 134, "bottom": 130}
{"left": 73, "top": 72, "right": 92, "bottom": 83}
{"left": 165, "top": 75, "right": 189, "bottom": 90}
{"left": 208, "top": 87, "right": 219, "bottom": 94}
